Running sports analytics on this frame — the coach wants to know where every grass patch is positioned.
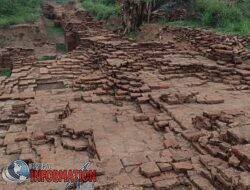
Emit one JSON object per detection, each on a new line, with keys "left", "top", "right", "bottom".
{"left": 38, "top": 55, "right": 56, "bottom": 61}
{"left": 247, "top": 42, "right": 250, "bottom": 50}
{"left": 54, "top": 0, "right": 71, "bottom": 5}
{"left": 235, "top": 0, "right": 250, "bottom": 18}
{"left": 46, "top": 25, "right": 65, "bottom": 39}
{"left": 0, "top": 39, "right": 7, "bottom": 48}
{"left": 160, "top": 0, "right": 250, "bottom": 36}
{"left": 0, "top": 0, "right": 43, "bottom": 27}
{"left": 80, "top": 0, "right": 120, "bottom": 20}
{"left": 0, "top": 69, "right": 12, "bottom": 77}
{"left": 56, "top": 43, "right": 67, "bottom": 53}
{"left": 126, "top": 31, "right": 138, "bottom": 41}
{"left": 160, "top": 19, "right": 201, "bottom": 28}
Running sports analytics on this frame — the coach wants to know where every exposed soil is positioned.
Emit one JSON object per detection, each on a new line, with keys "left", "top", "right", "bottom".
{"left": 0, "top": 22, "right": 55, "bottom": 58}
{"left": 137, "top": 23, "right": 195, "bottom": 52}
{"left": 136, "top": 23, "right": 163, "bottom": 42}
{"left": 0, "top": 1, "right": 250, "bottom": 190}
{"left": 0, "top": 16, "right": 66, "bottom": 59}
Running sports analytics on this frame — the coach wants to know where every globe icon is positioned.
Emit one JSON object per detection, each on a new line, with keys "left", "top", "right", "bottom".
{"left": 2, "top": 160, "right": 30, "bottom": 183}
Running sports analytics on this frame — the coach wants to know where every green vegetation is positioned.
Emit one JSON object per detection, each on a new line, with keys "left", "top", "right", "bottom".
{"left": 38, "top": 55, "right": 56, "bottom": 61}
{"left": 46, "top": 25, "right": 65, "bottom": 39}
{"left": 0, "top": 39, "right": 7, "bottom": 48}
{"left": 161, "top": 0, "right": 250, "bottom": 36}
{"left": 0, "top": 69, "right": 12, "bottom": 77}
{"left": 160, "top": 19, "right": 200, "bottom": 28}
{"left": 126, "top": 31, "right": 138, "bottom": 40}
{"left": 44, "top": 18, "right": 66, "bottom": 54}
{"left": 0, "top": 0, "right": 43, "bottom": 27}
{"left": 45, "top": 23, "right": 66, "bottom": 53}
{"left": 237, "top": 0, "right": 250, "bottom": 18}
{"left": 56, "top": 43, "right": 67, "bottom": 53}
{"left": 54, "top": 0, "right": 71, "bottom": 5}
{"left": 247, "top": 42, "right": 250, "bottom": 50}
{"left": 80, "top": 0, "right": 120, "bottom": 20}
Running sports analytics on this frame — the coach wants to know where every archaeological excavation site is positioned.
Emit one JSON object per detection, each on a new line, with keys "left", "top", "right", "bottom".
{"left": 0, "top": 0, "right": 250, "bottom": 189}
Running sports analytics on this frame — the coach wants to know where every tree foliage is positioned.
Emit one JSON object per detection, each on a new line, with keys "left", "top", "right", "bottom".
{"left": 0, "top": 0, "right": 42, "bottom": 16}
{"left": 0, "top": 0, "right": 42, "bottom": 27}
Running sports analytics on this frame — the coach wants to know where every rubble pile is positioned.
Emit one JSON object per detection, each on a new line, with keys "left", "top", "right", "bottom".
{"left": 0, "top": 47, "right": 34, "bottom": 71}
{"left": 0, "top": 49, "right": 11, "bottom": 71}
{"left": 162, "top": 26, "right": 250, "bottom": 64}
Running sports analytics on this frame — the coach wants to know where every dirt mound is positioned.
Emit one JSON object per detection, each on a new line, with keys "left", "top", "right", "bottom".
{"left": 137, "top": 23, "right": 250, "bottom": 64}
{"left": 0, "top": 22, "right": 57, "bottom": 57}
{"left": 137, "top": 23, "right": 162, "bottom": 42}
{"left": 137, "top": 23, "right": 196, "bottom": 52}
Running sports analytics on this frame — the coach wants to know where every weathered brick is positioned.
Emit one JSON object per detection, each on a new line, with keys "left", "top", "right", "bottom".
{"left": 140, "top": 162, "right": 161, "bottom": 178}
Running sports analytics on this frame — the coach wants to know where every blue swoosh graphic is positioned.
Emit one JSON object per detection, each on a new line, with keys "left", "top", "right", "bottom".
{"left": 65, "top": 162, "right": 90, "bottom": 189}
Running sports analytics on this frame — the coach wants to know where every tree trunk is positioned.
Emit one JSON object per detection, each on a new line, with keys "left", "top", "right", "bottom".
{"left": 122, "top": 0, "right": 155, "bottom": 34}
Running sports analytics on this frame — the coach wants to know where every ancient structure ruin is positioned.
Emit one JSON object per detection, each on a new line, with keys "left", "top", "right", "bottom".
{"left": 0, "top": 2, "right": 250, "bottom": 190}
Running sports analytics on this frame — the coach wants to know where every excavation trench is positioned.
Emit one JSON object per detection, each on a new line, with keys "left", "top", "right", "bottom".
{"left": 0, "top": 1, "right": 69, "bottom": 77}
{"left": 43, "top": 1, "right": 80, "bottom": 52}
